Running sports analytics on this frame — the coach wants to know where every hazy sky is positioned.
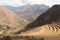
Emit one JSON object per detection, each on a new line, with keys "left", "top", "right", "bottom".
{"left": 0, "top": 0, "right": 60, "bottom": 7}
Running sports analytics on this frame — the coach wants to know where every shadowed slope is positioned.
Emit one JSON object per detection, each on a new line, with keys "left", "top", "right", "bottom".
{"left": 15, "top": 5, "right": 60, "bottom": 34}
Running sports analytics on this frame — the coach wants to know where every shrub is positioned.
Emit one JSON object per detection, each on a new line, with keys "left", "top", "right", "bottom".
{"left": 2, "top": 36, "right": 12, "bottom": 40}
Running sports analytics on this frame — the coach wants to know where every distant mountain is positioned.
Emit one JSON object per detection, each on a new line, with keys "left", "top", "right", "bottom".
{"left": 4, "top": 5, "right": 18, "bottom": 11}
{"left": 4, "top": 4, "right": 50, "bottom": 20}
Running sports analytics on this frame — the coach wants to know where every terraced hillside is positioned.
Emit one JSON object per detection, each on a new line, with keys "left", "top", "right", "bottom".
{"left": 15, "top": 5, "right": 60, "bottom": 37}
{"left": 0, "top": 5, "right": 60, "bottom": 40}
{"left": 0, "top": 6, "right": 28, "bottom": 35}
{"left": 0, "top": 6, "right": 20, "bottom": 27}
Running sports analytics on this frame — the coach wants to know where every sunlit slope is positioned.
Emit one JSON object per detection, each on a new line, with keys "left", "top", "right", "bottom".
{"left": 0, "top": 6, "right": 20, "bottom": 27}
{"left": 19, "top": 22, "right": 60, "bottom": 37}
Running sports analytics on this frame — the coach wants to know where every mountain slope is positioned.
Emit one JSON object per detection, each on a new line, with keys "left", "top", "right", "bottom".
{"left": 14, "top": 4, "right": 50, "bottom": 19}
{"left": 4, "top": 5, "right": 18, "bottom": 12}
{"left": 0, "top": 6, "right": 20, "bottom": 27}
{"left": 15, "top": 5, "right": 60, "bottom": 37}
{"left": 0, "top": 6, "right": 30, "bottom": 35}
{"left": 4, "top": 4, "right": 50, "bottom": 20}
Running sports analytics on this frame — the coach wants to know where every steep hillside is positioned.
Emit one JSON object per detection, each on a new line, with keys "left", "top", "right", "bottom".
{"left": 15, "top": 5, "right": 60, "bottom": 37}
{"left": 0, "top": 6, "right": 29, "bottom": 35}
{"left": 0, "top": 6, "right": 20, "bottom": 27}
{"left": 0, "top": 5, "right": 60, "bottom": 40}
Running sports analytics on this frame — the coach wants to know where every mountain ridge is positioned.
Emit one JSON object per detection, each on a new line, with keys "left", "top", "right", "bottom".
{"left": 4, "top": 4, "right": 50, "bottom": 20}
